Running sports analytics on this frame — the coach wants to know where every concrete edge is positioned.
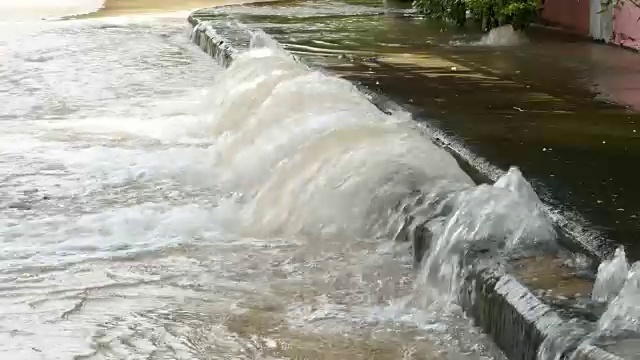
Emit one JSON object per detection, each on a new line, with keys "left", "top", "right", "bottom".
{"left": 460, "top": 264, "right": 590, "bottom": 360}
{"left": 188, "top": 13, "right": 239, "bottom": 67}
{"left": 186, "top": 10, "right": 623, "bottom": 360}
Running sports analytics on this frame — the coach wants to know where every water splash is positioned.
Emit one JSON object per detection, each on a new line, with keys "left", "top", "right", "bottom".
{"left": 592, "top": 246, "right": 629, "bottom": 302}
{"left": 203, "top": 33, "right": 561, "bottom": 311}
{"left": 0, "top": 7, "right": 519, "bottom": 360}
{"left": 596, "top": 261, "right": 640, "bottom": 335}
{"left": 537, "top": 248, "right": 639, "bottom": 360}
{"left": 203, "top": 33, "right": 475, "bottom": 240}
{"left": 405, "top": 167, "right": 558, "bottom": 304}
{"left": 561, "top": 248, "right": 640, "bottom": 359}
{"left": 452, "top": 25, "right": 527, "bottom": 47}
{"left": 479, "top": 25, "right": 526, "bottom": 46}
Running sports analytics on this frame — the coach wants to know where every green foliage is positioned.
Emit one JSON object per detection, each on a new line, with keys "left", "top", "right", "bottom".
{"left": 413, "top": 0, "right": 467, "bottom": 26}
{"left": 413, "top": 0, "right": 539, "bottom": 31}
{"left": 502, "top": 1, "right": 538, "bottom": 29}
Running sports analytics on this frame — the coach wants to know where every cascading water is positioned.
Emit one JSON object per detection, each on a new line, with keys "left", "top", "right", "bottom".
{"left": 0, "top": 3, "right": 606, "bottom": 357}
{"left": 592, "top": 247, "right": 630, "bottom": 302}
{"left": 410, "top": 167, "right": 558, "bottom": 305}
{"left": 550, "top": 247, "right": 640, "bottom": 359}
{"left": 205, "top": 33, "right": 561, "bottom": 310}
{"left": 592, "top": 248, "right": 640, "bottom": 337}
{"left": 202, "top": 35, "right": 478, "bottom": 241}
{"left": 597, "top": 262, "right": 640, "bottom": 335}
{"left": 205, "top": 32, "right": 640, "bottom": 360}
{"left": 0, "top": 9, "right": 524, "bottom": 357}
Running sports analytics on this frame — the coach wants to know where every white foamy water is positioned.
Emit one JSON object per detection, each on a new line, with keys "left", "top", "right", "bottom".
{"left": 597, "top": 261, "right": 640, "bottom": 335}
{"left": 476, "top": 26, "right": 527, "bottom": 46}
{"left": 451, "top": 25, "right": 527, "bottom": 47}
{"left": 592, "top": 247, "right": 640, "bottom": 335}
{"left": 0, "top": 2, "right": 570, "bottom": 358}
{"left": 566, "top": 246, "right": 640, "bottom": 359}
{"left": 592, "top": 246, "right": 629, "bottom": 302}
{"left": 0, "top": 9, "right": 514, "bottom": 359}
{"left": 0, "top": 0, "right": 104, "bottom": 20}
{"left": 410, "top": 167, "right": 558, "bottom": 305}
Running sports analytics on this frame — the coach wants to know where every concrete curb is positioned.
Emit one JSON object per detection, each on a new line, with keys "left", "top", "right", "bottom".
{"left": 460, "top": 264, "right": 590, "bottom": 360}
{"left": 188, "top": 12, "right": 243, "bottom": 67}
{"left": 187, "top": 10, "right": 630, "bottom": 360}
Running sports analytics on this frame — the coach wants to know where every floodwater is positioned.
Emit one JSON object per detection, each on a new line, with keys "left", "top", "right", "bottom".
{"left": 0, "top": 0, "right": 519, "bottom": 359}
{"left": 1, "top": 0, "right": 637, "bottom": 359}
{"left": 209, "top": 0, "right": 640, "bottom": 259}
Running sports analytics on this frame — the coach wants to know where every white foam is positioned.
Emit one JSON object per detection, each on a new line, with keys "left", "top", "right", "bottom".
{"left": 412, "top": 167, "right": 558, "bottom": 304}
{"left": 597, "top": 261, "right": 640, "bottom": 335}
{"left": 185, "top": 34, "right": 561, "bottom": 313}
{"left": 0, "top": 0, "right": 104, "bottom": 20}
{"left": 589, "top": 246, "right": 640, "bottom": 337}
{"left": 197, "top": 36, "right": 474, "bottom": 239}
{"left": 476, "top": 25, "right": 527, "bottom": 46}
{"left": 450, "top": 25, "right": 527, "bottom": 47}
{"left": 0, "top": 15, "right": 542, "bottom": 359}
{"left": 592, "top": 246, "right": 630, "bottom": 302}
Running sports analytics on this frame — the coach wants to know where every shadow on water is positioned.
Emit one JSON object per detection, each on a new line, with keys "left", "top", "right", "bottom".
{"left": 216, "top": 0, "right": 640, "bottom": 259}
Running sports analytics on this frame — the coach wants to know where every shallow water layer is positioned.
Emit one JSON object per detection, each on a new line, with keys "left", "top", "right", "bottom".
{"left": 89, "top": 0, "right": 275, "bottom": 17}
{"left": 0, "top": 4, "right": 517, "bottom": 359}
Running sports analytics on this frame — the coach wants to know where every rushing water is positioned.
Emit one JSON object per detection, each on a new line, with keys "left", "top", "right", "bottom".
{"left": 591, "top": 248, "right": 640, "bottom": 335}
{"left": 592, "top": 247, "right": 629, "bottom": 302}
{"left": 571, "top": 247, "right": 640, "bottom": 358}
{"left": 0, "top": 3, "right": 515, "bottom": 359}
{"left": 3, "top": 1, "right": 637, "bottom": 359}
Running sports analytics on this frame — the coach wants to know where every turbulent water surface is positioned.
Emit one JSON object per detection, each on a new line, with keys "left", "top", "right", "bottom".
{"left": 0, "top": 2, "right": 511, "bottom": 359}
{"left": 2, "top": 1, "right": 636, "bottom": 359}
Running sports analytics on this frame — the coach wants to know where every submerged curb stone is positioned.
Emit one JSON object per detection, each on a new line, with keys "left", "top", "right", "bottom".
{"left": 187, "top": 9, "right": 630, "bottom": 360}
{"left": 460, "top": 265, "right": 591, "bottom": 360}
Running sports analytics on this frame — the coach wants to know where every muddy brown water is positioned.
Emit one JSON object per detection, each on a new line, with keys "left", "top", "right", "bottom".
{"left": 92, "top": 0, "right": 275, "bottom": 16}
{"left": 210, "top": 0, "right": 640, "bottom": 260}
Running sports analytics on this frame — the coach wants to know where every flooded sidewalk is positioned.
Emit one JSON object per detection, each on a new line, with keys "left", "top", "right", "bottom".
{"left": 202, "top": 0, "right": 640, "bottom": 259}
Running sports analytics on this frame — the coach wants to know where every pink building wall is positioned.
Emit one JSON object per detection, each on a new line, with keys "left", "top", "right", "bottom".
{"left": 541, "top": 0, "right": 591, "bottom": 36}
{"left": 541, "top": 0, "right": 640, "bottom": 52}
{"left": 613, "top": 2, "right": 640, "bottom": 50}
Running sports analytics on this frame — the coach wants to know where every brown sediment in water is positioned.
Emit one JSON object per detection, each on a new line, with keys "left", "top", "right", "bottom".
{"left": 83, "top": 0, "right": 274, "bottom": 17}
{"left": 224, "top": 307, "right": 446, "bottom": 359}
{"left": 510, "top": 255, "right": 593, "bottom": 298}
